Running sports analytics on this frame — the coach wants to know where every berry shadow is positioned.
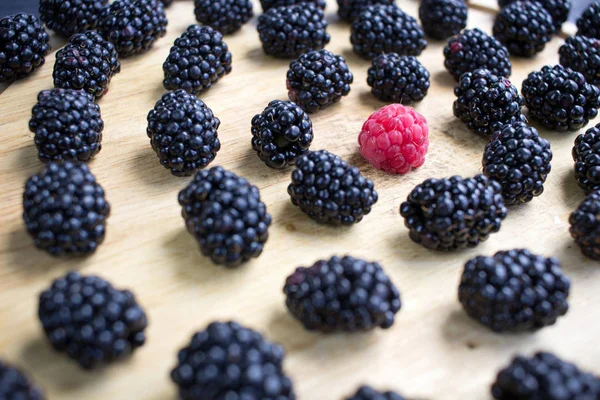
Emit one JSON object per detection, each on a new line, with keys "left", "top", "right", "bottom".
{"left": 439, "top": 118, "right": 489, "bottom": 149}
{"left": 556, "top": 238, "right": 600, "bottom": 278}
{"left": 357, "top": 90, "right": 387, "bottom": 112}
{"left": 244, "top": 47, "right": 292, "bottom": 67}
{"left": 388, "top": 229, "right": 474, "bottom": 266}
{"left": 561, "top": 165, "right": 585, "bottom": 208}
{"left": 129, "top": 147, "right": 193, "bottom": 190}
{"left": 341, "top": 48, "right": 368, "bottom": 66}
{"left": 10, "top": 144, "right": 40, "bottom": 182}
{"left": 432, "top": 70, "right": 456, "bottom": 89}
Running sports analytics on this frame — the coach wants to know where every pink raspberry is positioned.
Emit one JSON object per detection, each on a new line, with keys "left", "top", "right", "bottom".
{"left": 358, "top": 104, "right": 429, "bottom": 174}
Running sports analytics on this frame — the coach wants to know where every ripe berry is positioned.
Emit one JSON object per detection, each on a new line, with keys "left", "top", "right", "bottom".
{"left": 0, "top": 361, "right": 44, "bottom": 399}
{"left": 573, "top": 123, "right": 600, "bottom": 194}
{"left": 559, "top": 35, "right": 600, "bottom": 87}
{"left": 419, "top": 0, "right": 467, "bottom": 40}
{"left": 194, "top": 0, "right": 254, "bottom": 35}
{"left": 366, "top": 53, "right": 430, "bottom": 104}
{"left": 39, "top": 0, "right": 108, "bottom": 37}
{"left": 570, "top": 192, "right": 600, "bottom": 260}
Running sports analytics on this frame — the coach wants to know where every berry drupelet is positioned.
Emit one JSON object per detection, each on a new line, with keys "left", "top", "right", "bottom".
{"left": 286, "top": 49, "right": 353, "bottom": 113}
{"left": 29, "top": 89, "right": 103, "bottom": 163}
{"left": 23, "top": 162, "right": 110, "bottom": 256}
{"left": 257, "top": 4, "right": 330, "bottom": 58}
{"left": 288, "top": 150, "right": 378, "bottom": 225}
{"left": 559, "top": 35, "right": 600, "bottom": 87}
{"left": 351, "top": 4, "right": 427, "bottom": 59}
{"left": 570, "top": 192, "right": 600, "bottom": 260}
{"left": 521, "top": 65, "right": 600, "bottom": 131}
{"left": 147, "top": 90, "right": 220, "bottom": 177}
{"left": 419, "top": 0, "right": 467, "bottom": 40}
{"left": 366, "top": 53, "right": 430, "bottom": 103}
{"left": 38, "top": 272, "right": 148, "bottom": 369}
{"left": 39, "top": 0, "right": 108, "bottom": 37}
{"left": 251, "top": 100, "right": 313, "bottom": 169}
{"left": 443, "top": 28, "right": 512, "bottom": 81}
{"left": 453, "top": 69, "right": 525, "bottom": 137}
{"left": 573, "top": 124, "right": 600, "bottom": 194}
{"left": 0, "top": 361, "right": 44, "bottom": 400}
{"left": 194, "top": 0, "right": 253, "bottom": 35}
{"left": 483, "top": 121, "right": 552, "bottom": 205}
{"left": 163, "top": 25, "right": 232, "bottom": 95}
{"left": 284, "top": 256, "right": 401, "bottom": 332}
{"left": 53, "top": 31, "right": 121, "bottom": 100}
{"left": 493, "top": 1, "right": 554, "bottom": 57}
{"left": 98, "top": 0, "right": 168, "bottom": 58}
{"left": 577, "top": 1, "right": 600, "bottom": 40}
{"left": 459, "top": 249, "right": 570, "bottom": 332}
{"left": 498, "top": 0, "right": 571, "bottom": 33}
{"left": 492, "top": 352, "right": 600, "bottom": 399}
{"left": 0, "top": 13, "right": 51, "bottom": 82}
{"left": 345, "top": 386, "right": 405, "bottom": 400}
{"left": 179, "top": 167, "right": 271, "bottom": 266}
{"left": 400, "top": 175, "right": 507, "bottom": 251}
{"left": 261, "top": 0, "right": 326, "bottom": 12}
{"left": 337, "top": 0, "right": 394, "bottom": 23}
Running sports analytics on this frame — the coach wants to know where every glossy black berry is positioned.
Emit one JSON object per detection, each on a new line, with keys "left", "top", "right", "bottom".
{"left": 483, "top": 121, "right": 552, "bottom": 205}
{"left": 573, "top": 124, "right": 600, "bottom": 194}
{"left": 351, "top": 4, "right": 427, "bottom": 59}
{"left": 179, "top": 167, "right": 271, "bottom": 266}
{"left": 39, "top": 0, "right": 108, "bottom": 37}
{"left": 0, "top": 13, "right": 51, "bottom": 82}
{"left": 444, "top": 28, "right": 511, "bottom": 81}
{"left": 577, "top": 1, "right": 600, "bottom": 40}
{"left": 23, "top": 162, "right": 110, "bottom": 256}
{"left": 0, "top": 361, "right": 44, "bottom": 400}
{"left": 522, "top": 64, "right": 600, "bottom": 131}
{"left": 288, "top": 150, "right": 378, "bottom": 225}
{"left": 400, "top": 174, "right": 507, "bottom": 251}
{"left": 98, "top": 0, "right": 168, "bottom": 58}
{"left": 453, "top": 69, "right": 525, "bottom": 137}
{"left": 286, "top": 49, "right": 353, "bottom": 113}
{"left": 345, "top": 386, "right": 405, "bottom": 400}
{"left": 53, "top": 31, "right": 121, "bottom": 99}
{"left": 337, "top": 0, "right": 393, "bottom": 23}
{"left": 257, "top": 4, "right": 330, "bottom": 58}
{"left": 498, "top": 0, "right": 571, "bottom": 33}
{"left": 38, "top": 272, "right": 147, "bottom": 369}
{"left": 559, "top": 35, "right": 600, "bottom": 87}
{"left": 367, "top": 53, "right": 430, "bottom": 103}
{"left": 419, "top": 0, "right": 467, "bottom": 40}
{"left": 284, "top": 256, "right": 401, "bottom": 332}
{"left": 570, "top": 192, "right": 600, "bottom": 260}
{"left": 163, "top": 25, "right": 232, "bottom": 95}
{"left": 29, "top": 89, "right": 103, "bottom": 163}
{"left": 261, "top": 0, "right": 326, "bottom": 12}
{"left": 194, "top": 0, "right": 253, "bottom": 35}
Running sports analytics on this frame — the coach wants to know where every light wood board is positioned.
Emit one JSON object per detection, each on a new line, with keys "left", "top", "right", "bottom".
{"left": 0, "top": 0, "right": 599, "bottom": 399}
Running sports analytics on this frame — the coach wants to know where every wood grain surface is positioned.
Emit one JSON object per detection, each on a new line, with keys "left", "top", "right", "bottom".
{"left": 0, "top": 1, "right": 598, "bottom": 399}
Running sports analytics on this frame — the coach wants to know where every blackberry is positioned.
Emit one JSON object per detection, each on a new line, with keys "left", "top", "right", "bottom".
{"left": 577, "top": 2, "right": 600, "bottom": 40}
{"left": 522, "top": 65, "right": 600, "bottom": 131}
{"left": 23, "top": 162, "right": 110, "bottom": 256}
{"left": 257, "top": 4, "right": 330, "bottom": 58}
{"left": 0, "top": 13, "right": 51, "bottom": 82}
{"left": 350, "top": 4, "right": 427, "bottom": 59}
{"left": 443, "top": 28, "right": 512, "bottom": 81}
{"left": 366, "top": 53, "right": 430, "bottom": 103}
{"left": 178, "top": 167, "right": 271, "bottom": 266}
{"left": 492, "top": 352, "right": 600, "bottom": 399}
{"left": 453, "top": 69, "right": 525, "bottom": 137}
{"left": 0, "top": 361, "right": 44, "bottom": 400}
{"left": 418, "top": 0, "right": 467, "bottom": 40}
{"left": 251, "top": 100, "right": 313, "bottom": 169}
{"left": 459, "top": 249, "right": 570, "bottom": 332}
{"left": 53, "top": 31, "right": 121, "bottom": 100}
{"left": 570, "top": 192, "right": 600, "bottom": 260}
{"left": 29, "top": 89, "right": 103, "bottom": 163}
{"left": 194, "top": 0, "right": 253, "bottom": 35}
{"left": 38, "top": 271, "right": 148, "bottom": 369}
{"left": 260, "top": 0, "right": 326, "bottom": 12}
{"left": 345, "top": 386, "right": 405, "bottom": 400}
{"left": 573, "top": 124, "right": 600, "bottom": 194}
{"left": 400, "top": 175, "right": 507, "bottom": 251}
{"left": 160, "top": 0, "right": 174, "bottom": 6}
{"left": 337, "top": 0, "right": 394, "bottom": 23}
{"left": 483, "top": 121, "right": 552, "bottom": 205}
{"left": 498, "top": 0, "right": 571, "bottom": 33}
{"left": 39, "top": 0, "right": 108, "bottom": 37}
{"left": 98, "top": 0, "right": 168, "bottom": 58}
{"left": 493, "top": 1, "right": 554, "bottom": 57}
{"left": 284, "top": 256, "right": 401, "bottom": 332}
{"left": 286, "top": 49, "right": 353, "bottom": 113}
{"left": 559, "top": 35, "right": 600, "bottom": 87}
{"left": 163, "top": 25, "right": 232, "bottom": 95}
{"left": 288, "top": 150, "right": 378, "bottom": 225}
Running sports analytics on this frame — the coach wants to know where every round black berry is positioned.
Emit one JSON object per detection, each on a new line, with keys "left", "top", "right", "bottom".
{"left": 573, "top": 123, "right": 600, "bottom": 194}
{"left": 284, "top": 255, "right": 401, "bottom": 332}
{"left": 257, "top": 3, "right": 330, "bottom": 58}
{"left": 419, "top": 0, "right": 467, "bottom": 40}
{"left": 0, "top": 361, "right": 44, "bottom": 400}
{"left": 163, "top": 24, "right": 232, "bottom": 95}
{"left": 288, "top": 150, "right": 378, "bottom": 225}
{"left": 337, "top": 0, "right": 394, "bottom": 23}
{"left": 0, "top": 13, "right": 51, "bottom": 82}
{"left": 559, "top": 35, "right": 600, "bottom": 87}
{"left": 498, "top": 0, "right": 571, "bottom": 33}
{"left": 577, "top": 1, "right": 600, "bottom": 40}
{"left": 23, "top": 162, "right": 110, "bottom": 256}
{"left": 570, "top": 192, "right": 600, "bottom": 260}
{"left": 194, "top": 0, "right": 253, "bottom": 35}
{"left": 39, "top": 0, "right": 108, "bottom": 37}
{"left": 367, "top": 53, "right": 430, "bottom": 103}
{"left": 400, "top": 174, "right": 507, "bottom": 251}
{"left": 261, "top": 0, "right": 326, "bottom": 12}
{"left": 345, "top": 386, "right": 405, "bottom": 400}
{"left": 29, "top": 89, "right": 103, "bottom": 163}
{"left": 286, "top": 49, "right": 353, "bottom": 113}
{"left": 521, "top": 64, "right": 600, "bottom": 131}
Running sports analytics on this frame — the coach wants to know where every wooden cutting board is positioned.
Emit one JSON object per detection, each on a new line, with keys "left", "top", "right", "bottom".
{"left": 0, "top": 0, "right": 598, "bottom": 398}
